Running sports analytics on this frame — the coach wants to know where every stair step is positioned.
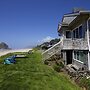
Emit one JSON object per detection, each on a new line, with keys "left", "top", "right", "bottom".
{"left": 66, "top": 65, "right": 76, "bottom": 73}
{"left": 71, "top": 65, "right": 79, "bottom": 71}
{"left": 42, "top": 38, "right": 63, "bottom": 61}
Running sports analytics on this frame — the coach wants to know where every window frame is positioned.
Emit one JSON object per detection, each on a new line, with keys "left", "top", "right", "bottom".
{"left": 73, "top": 51, "right": 85, "bottom": 64}
{"left": 88, "top": 18, "right": 90, "bottom": 31}
{"left": 66, "top": 30, "right": 71, "bottom": 38}
{"left": 72, "top": 24, "right": 83, "bottom": 39}
{"left": 79, "top": 25, "right": 83, "bottom": 38}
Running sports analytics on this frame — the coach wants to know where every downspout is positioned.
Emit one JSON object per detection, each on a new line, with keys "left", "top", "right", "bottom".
{"left": 87, "top": 19, "right": 90, "bottom": 70}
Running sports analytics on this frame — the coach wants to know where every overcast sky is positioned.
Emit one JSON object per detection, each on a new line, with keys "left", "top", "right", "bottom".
{"left": 0, "top": 0, "right": 90, "bottom": 49}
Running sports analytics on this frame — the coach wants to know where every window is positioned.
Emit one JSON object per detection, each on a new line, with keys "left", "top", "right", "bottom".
{"left": 76, "top": 28, "right": 79, "bottom": 38}
{"left": 88, "top": 19, "right": 90, "bottom": 40}
{"left": 74, "top": 51, "right": 87, "bottom": 62}
{"left": 79, "top": 26, "right": 83, "bottom": 38}
{"left": 73, "top": 28, "right": 79, "bottom": 38}
{"left": 74, "top": 51, "right": 77, "bottom": 59}
{"left": 88, "top": 19, "right": 90, "bottom": 31}
{"left": 73, "top": 30, "right": 76, "bottom": 38}
{"left": 66, "top": 31, "right": 71, "bottom": 38}
{"left": 79, "top": 52, "right": 84, "bottom": 61}
{"left": 73, "top": 25, "right": 84, "bottom": 38}
{"left": 77, "top": 52, "right": 79, "bottom": 60}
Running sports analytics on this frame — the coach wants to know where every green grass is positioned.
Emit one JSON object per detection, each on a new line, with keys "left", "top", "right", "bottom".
{"left": 0, "top": 51, "right": 81, "bottom": 90}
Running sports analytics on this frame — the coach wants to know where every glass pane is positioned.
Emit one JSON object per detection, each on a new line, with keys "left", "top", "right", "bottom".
{"left": 79, "top": 26, "right": 82, "bottom": 38}
{"left": 83, "top": 51, "right": 88, "bottom": 63}
{"left": 66, "top": 31, "right": 71, "bottom": 38}
{"left": 88, "top": 19, "right": 90, "bottom": 31}
{"left": 79, "top": 51, "right": 84, "bottom": 62}
{"left": 73, "top": 30, "right": 76, "bottom": 38}
{"left": 74, "top": 51, "right": 77, "bottom": 59}
{"left": 78, "top": 51, "right": 87, "bottom": 62}
{"left": 76, "top": 28, "right": 79, "bottom": 38}
{"left": 77, "top": 52, "right": 79, "bottom": 60}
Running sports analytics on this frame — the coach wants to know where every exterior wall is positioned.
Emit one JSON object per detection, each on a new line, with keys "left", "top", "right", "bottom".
{"left": 88, "top": 52, "right": 90, "bottom": 70}
{"left": 62, "top": 50, "right": 88, "bottom": 70}
{"left": 62, "top": 51, "right": 67, "bottom": 65}
{"left": 59, "top": 14, "right": 90, "bottom": 70}
{"left": 72, "top": 50, "right": 88, "bottom": 70}
{"left": 62, "top": 20, "right": 88, "bottom": 50}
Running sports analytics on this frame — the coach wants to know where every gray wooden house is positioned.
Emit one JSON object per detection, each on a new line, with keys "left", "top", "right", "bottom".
{"left": 58, "top": 10, "right": 90, "bottom": 70}
{"left": 43, "top": 9, "right": 90, "bottom": 71}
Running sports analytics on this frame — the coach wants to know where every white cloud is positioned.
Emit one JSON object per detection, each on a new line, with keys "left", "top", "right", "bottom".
{"left": 42, "top": 36, "right": 54, "bottom": 42}
{"left": 38, "top": 36, "right": 54, "bottom": 44}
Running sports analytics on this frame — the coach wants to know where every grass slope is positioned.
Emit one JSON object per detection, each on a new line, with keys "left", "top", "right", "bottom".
{"left": 0, "top": 52, "right": 81, "bottom": 90}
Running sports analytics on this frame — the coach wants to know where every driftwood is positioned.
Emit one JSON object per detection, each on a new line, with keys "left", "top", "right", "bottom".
{"left": 16, "top": 54, "right": 27, "bottom": 58}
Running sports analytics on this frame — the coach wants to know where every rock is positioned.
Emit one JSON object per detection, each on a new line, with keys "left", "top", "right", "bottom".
{"left": 0, "top": 42, "right": 9, "bottom": 49}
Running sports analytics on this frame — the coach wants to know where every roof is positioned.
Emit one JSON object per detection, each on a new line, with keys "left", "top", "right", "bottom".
{"left": 62, "top": 10, "right": 90, "bottom": 25}
{"left": 62, "top": 16, "right": 77, "bottom": 25}
{"left": 64, "top": 10, "right": 90, "bottom": 17}
{"left": 58, "top": 10, "right": 90, "bottom": 32}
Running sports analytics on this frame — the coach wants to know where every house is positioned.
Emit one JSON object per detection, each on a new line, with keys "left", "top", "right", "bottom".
{"left": 58, "top": 9, "right": 90, "bottom": 70}
{"left": 42, "top": 9, "right": 90, "bottom": 71}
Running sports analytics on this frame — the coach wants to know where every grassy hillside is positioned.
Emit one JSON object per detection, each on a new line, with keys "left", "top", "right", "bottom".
{"left": 0, "top": 51, "right": 81, "bottom": 90}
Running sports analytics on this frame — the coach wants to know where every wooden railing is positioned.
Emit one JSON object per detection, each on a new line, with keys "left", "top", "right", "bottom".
{"left": 42, "top": 37, "right": 63, "bottom": 61}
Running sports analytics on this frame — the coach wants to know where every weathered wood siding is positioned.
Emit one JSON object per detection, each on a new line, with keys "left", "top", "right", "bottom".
{"left": 62, "top": 20, "right": 88, "bottom": 50}
{"left": 63, "top": 39, "right": 88, "bottom": 50}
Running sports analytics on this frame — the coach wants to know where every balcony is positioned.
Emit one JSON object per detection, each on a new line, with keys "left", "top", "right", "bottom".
{"left": 63, "top": 39, "right": 88, "bottom": 50}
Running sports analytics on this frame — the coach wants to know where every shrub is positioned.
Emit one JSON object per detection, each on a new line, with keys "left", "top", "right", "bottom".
{"left": 53, "top": 62, "right": 64, "bottom": 72}
{"left": 53, "top": 64, "right": 60, "bottom": 72}
{"left": 44, "top": 60, "right": 49, "bottom": 65}
{"left": 79, "top": 77, "right": 90, "bottom": 90}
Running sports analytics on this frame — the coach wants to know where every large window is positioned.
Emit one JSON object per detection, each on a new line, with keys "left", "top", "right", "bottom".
{"left": 74, "top": 51, "right": 87, "bottom": 63}
{"left": 73, "top": 25, "right": 84, "bottom": 38}
{"left": 66, "top": 31, "right": 71, "bottom": 38}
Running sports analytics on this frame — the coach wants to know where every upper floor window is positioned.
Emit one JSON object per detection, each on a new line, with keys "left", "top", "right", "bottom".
{"left": 73, "top": 25, "right": 83, "bottom": 38}
{"left": 79, "top": 26, "right": 83, "bottom": 38}
{"left": 76, "top": 28, "right": 79, "bottom": 38}
{"left": 88, "top": 19, "right": 90, "bottom": 31}
{"left": 73, "top": 28, "right": 79, "bottom": 38}
{"left": 73, "top": 30, "right": 76, "bottom": 38}
{"left": 66, "top": 31, "right": 71, "bottom": 38}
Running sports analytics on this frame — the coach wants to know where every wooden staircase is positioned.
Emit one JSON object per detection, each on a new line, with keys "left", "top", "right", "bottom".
{"left": 42, "top": 37, "right": 63, "bottom": 61}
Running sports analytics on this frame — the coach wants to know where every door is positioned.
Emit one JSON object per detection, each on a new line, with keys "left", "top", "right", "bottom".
{"left": 66, "top": 50, "right": 72, "bottom": 65}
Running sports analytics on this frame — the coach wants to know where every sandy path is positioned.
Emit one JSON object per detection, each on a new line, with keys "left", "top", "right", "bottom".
{"left": 0, "top": 48, "right": 32, "bottom": 57}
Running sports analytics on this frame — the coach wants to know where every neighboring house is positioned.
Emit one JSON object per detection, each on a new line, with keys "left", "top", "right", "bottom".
{"left": 58, "top": 10, "right": 90, "bottom": 70}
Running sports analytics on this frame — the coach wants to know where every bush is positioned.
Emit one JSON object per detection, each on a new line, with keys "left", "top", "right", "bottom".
{"left": 53, "top": 62, "right": 64, "bottom": 72}
{"left": 44, "top": 60, "right": 49, "bottom": 65}
{"left": 56, "top": 62, "right": 64, "bottom": 68}
{"left": 53, "top": 64, "right": 60, "bottom": 72}
{"left": 79, "top": 77, "right": 90, "bottom": 90}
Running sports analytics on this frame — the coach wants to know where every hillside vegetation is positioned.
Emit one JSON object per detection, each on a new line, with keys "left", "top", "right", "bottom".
{"left": 36, "top": 38, "right": 60, "bottom": 50}
{"left": 0, "top": 51, "right": 81, "bottom": 90}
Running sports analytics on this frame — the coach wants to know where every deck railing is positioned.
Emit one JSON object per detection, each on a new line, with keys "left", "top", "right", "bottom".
{"left": 42, "top": 37, "right": 63, "bottom": 61}
{"left": 63, "top": 39, "right": 88, "bottom": 50}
